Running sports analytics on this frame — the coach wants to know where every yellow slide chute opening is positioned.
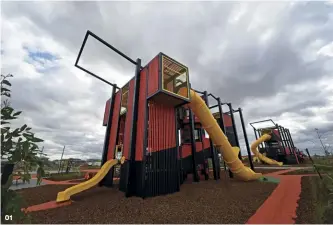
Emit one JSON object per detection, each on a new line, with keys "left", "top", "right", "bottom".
{"left": 56, "top": 157, "right": 125, "bottom": 203}
{"left": 250, "top": 134, "right": 283, "bottom": 166}
{"left": 179, "top": 88, "right": 262, "bottom": 181}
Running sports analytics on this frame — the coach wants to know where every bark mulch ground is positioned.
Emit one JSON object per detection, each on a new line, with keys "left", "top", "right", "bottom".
{"left": 17, "top": 185, "right": 74, "bottom": 208}
{"left": 18, "top": 175, "right": 277, "bottom": 224}
{"left": 296, "top": 176, "right": 333, "bottom": 224}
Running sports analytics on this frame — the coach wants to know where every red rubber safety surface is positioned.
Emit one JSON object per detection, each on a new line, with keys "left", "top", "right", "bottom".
{"left": 23, "top": 200, "right": 72, "bottom": 213}
{"left": 246, "top": 175, "right": 301, "bottom": 224}
{"left": 246, "top": 168, "right": 320, "bottom": 224}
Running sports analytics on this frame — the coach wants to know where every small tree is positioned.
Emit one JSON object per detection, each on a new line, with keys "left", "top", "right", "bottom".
{"left": 1, "top": 74, "right": 45, "bottom": 223}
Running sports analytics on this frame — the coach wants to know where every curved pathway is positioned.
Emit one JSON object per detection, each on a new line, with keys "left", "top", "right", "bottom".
{"left": 246, "top": 168, "right": 318, "bottom": 224}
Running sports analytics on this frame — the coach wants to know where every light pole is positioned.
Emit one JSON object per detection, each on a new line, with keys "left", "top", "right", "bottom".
{"left": 58, "top": 146, "right": 66, "bottom": 174}
{"left": 315, "top": 128, "right": 329, "bottom": 155}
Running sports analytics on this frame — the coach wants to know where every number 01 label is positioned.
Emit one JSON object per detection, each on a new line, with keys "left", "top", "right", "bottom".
{"left": 5, "top": 215, "right": 13, "bottom": 221}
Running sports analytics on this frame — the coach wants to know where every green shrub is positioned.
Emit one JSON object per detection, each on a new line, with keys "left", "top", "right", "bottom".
{"left": 1, "top": 74, "right": 45, "bottom": 223}
{"left": 46, "top": 172, "right": 84, "bottom": 181}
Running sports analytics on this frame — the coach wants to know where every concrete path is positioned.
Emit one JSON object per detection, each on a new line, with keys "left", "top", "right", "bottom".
{"left": 9, "top": 179, "right": 47, "bottom": 190}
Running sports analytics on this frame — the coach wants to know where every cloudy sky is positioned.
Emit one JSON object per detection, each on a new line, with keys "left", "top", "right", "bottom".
{"left": 1, "top": 1, "right": 333, "bottom": 160}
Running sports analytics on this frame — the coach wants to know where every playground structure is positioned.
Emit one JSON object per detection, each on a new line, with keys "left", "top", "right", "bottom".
{"left": 55, "top": 30, "right": 285, "bottom": 202}
{"left": 250, "top": 119, "right": 306, "bottom": 165}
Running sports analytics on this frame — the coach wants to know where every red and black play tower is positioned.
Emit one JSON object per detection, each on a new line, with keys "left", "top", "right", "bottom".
{"left": 75, "top": 30, "right": 255, "bottom": 198}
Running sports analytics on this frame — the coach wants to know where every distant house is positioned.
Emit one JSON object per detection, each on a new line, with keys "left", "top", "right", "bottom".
{"left": 53, "top": 160, "right": 61, "bottom": 165}
{"left": 86, "top": 159, "right": 101, "bottom": 167}
{"left": 87, "top": 162, "right": 101, "bottom": 166}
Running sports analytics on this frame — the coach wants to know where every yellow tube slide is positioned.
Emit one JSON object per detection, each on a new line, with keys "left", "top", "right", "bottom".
{"left": 56, "top": 157, "right": 125, "bottom": 202}
{"left": 180, "top": 88, "right": 262, "bottom": 181}
{"left": 250, "top": 134, "right": 283, "bottom": 166}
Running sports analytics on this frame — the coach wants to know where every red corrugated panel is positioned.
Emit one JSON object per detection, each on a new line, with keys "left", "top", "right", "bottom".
{"left": 182, "top": 144, "right": 192, "bottom": 158}
{"left": 272, "top": 129, "right": 281, "bottom": 139}
{"left": 123, "top": 78, "right": 135, "bottom": 159}
{"left": 135, "top": 68, "right": 148, "bottom": 161}
{"left": 148, "top": 101, "right": 152, "bottom": 154}
{"left": 148, "top": 102, "right": 176, "bottom": 152}
{"left": 103, "top": 99, "right": 111, "bottom": 126}
{"left": 196, "top": 142, "right": 203, "bottom": 152}
{"left": 223, "top": 114, "right": 232, "bottom": 127}
{"left": 284, "top": 147, "right": 291, "bottom": 155}
{"left": 159, "top": 104, "right": 163, "bottom": 150}
{"left": 107, "top": 91, "right": 122, "bottom": 160}
{"left": 202, "top": 137, "right": 211, "bottom": 149}
{"left": 164, "top": 104, "right": 167, "bottom": 151}
{"left": 167, "top": 106, "right": 176, "bottom": 149}
{"left": 147, "top": 56, "right": 159, "bottom": 96}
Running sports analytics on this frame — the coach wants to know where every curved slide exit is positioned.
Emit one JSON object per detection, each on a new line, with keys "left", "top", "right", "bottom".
{"left": 179, "top": 88, "right": 262, "bottom": 181}
{"left": 56, "top": 157, "right": 125, "bottom": 203}
{"left": 250, "top": 134, "right": 283, "bottom": 166}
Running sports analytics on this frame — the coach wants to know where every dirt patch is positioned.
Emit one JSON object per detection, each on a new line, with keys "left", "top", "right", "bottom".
{"left": 282, "top": 169, "right": 317, "bottom": 175}
{"left": 296, "top": 176, "right": 333, "bottom": 224}
{"left": 253, "top": 168, "right": 285, "bottom": 174}
{"left": 22, "top": 176, "right": 277, "bottom": 224}
{"left": 295, "top": 177, "right": 315, "bottom": 224}
{"left": 16, "top": 185, "right": 73, "bottom": 207}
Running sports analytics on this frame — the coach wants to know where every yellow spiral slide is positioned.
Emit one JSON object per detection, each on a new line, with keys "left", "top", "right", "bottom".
{"left": 250, "top": 134, "right": 283, "bottom": 166}
{"left": 56, "top": 157, "right": 125, "bottom": 203}
{"left": 179, "top": 88, "right": 262, "bottom": 181}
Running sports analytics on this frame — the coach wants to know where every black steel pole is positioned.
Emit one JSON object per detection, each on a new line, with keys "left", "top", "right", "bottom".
{"left": 276, "top": 124, "right": 287, "bottom": 155}
{"left": 126, "top": 58, "right": 142, "bottom": 197}
{"left": 217, "top": 99, "right": 226, "bottom": 133}
{"left": 283, "top": 127, "right": 299, "bottom": 163}
{"left": 175, "top": 108, "right": 181, "bottom": 190}
{"left": 287, "top": 129, "right": 295, "bottom": 148}
{"left": 204, "top": 91, "right": 218, "bottom": 180}
{"left": 254, "top": 128, "right": 263, "bottom": 149}
{"left": 281, "top": 126, "right": 288, "bottom": 155}
{"left": 101, "top": 86, "right": 117, "bottom": 166}
{"left": 227, "top": 103, "right": 241, "bottom": 159}
{"left": 253, "top": 128, "right": 258, "bottom": 140}
{"left": 189, "top": 109, "right": 199, "bottom": 182}
{"left": 217, "top": 97, "right": 227, "bottom": 176}
{"left": 283, "top": 127, "right": 293, "bottom": 150}
{"left": 238, "top": 108, "right": 254, "bottom": 171}
{"left": 209, "top": 104, "right": 218, "bottom": 109}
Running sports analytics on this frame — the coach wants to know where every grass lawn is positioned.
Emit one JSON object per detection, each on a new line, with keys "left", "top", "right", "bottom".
{"left": 296, "top": 157, "right": 333, "bottom": 223}
{"left": 296, "top": 176, "right": 333, "bottom": 223}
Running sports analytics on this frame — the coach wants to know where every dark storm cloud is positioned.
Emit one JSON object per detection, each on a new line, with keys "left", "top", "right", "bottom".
{"left": 247, "top": 86, "right": 331, "bottom": 118}
{"left": 3, "top": 2, "right": 332, "bottom": 98}
{"left": 2, "top": 1, "right": 333, "bottom": 158}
